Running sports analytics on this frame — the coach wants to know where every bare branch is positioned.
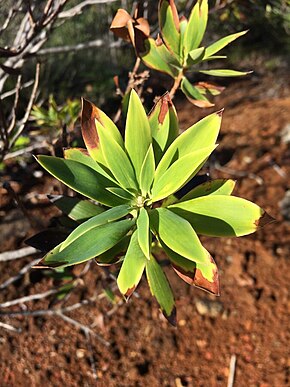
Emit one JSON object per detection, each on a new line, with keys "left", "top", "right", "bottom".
{"left": 0, "top": 80, "right": 34, "bottom": 100}
{"left": 58, "top": 0, "right": 119, "bottom": 19}
{"left": 35, "top": 38, "right": 122, "bottom": 56}
{"left": 8, "top": 62, "right": 40, "bottom": 147}
{"left": 0, "top": 321, "right": 22, "bottom": 333}
{"left": 0, "top": 258, "right": 41, "bottom": 290}
{"left": 0, "top": 289, "right": 58, "bottom": 308}
{"left": 0, "top": 246, "right": 39, "bottom": 262}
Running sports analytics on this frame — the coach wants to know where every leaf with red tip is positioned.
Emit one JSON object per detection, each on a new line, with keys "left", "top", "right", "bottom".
{"left": 81, "top": 98, "right": 123, "bottom": 163}
{"left": 195, "top": 82, "right": 225, "bottom": 96}
{"left": 159, "top": 0, "right": 180, "bottom": 58}
{"left": 117, "top": 231, "right": 146, "bottom": 298}
{"left": 162, "top": 242, "right": 219, "bottom": 295}
{"left": 181, "top": 77, "right": 214, "bottom": 108}
{"left": 148, "top": 92, "right": 179, "bottom": 164}
{"left": 110, "top": 9, "right": 133, "bottom": 42}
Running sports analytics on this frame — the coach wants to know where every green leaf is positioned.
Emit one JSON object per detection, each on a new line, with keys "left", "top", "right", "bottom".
{"left": 169, "top": 195, "right": 272, "bottom": 237}
{"left": 137, "top": 207, "right": 150, "bottom": 259}
{"left": 139, "top": 144, "right": 155, "bottom": 196}
{"left": 117, "top": 231, "right": 146, "bottom": 297}
{"left": 63, "top": 147, "right": 115, "bottom": 181}
{"left": 42, "top": 218, "right": 135, "bottom": 268}
{"left": 150, "top": 207, "right": 209, "bottom": 264}
{"left": 184, "top": 0, "right": 208, "bottom": 54}
{"left": 61, "top": 205, "right": 131, "bottom": 250}
{"left": 186, "top": 47, "right": 205, "bottom": 66}
{"left": 140, "top": 38, "right": 180, "bottom": 77}
{"left": 146, "top": 254, "right": 176, "bottom": 325}
{"left": 36, "top": 155, "right": 126, "bottom": 207}
{"left": 151, "top": 145, "right": 217, "bottom": 202}
{"left": 179, "top": 17, "right": 188, "bottom": 60}
{"left": 97, "top": 121, "right": 138, "bottom": 190}
{"left": 200, "top": 69, "right": 251, "bottom": 77}
{"left": 81, "top": 98, "right": 123, "bottom": 163}
{"left": 49, "top": 195, "right": 105, "bottom": 221}
{"left": 148, "top": 92, "right": 179, "bottom": 164}
{"left": 106, "top": 187, "right": 134, "bottom": 201}
{"left": 125, "top": 90, "right": 152, "bottom": 182}
{"left": 204, "top": 30, "right": 248, "bottom": 59}
{"left": 159, "top": 0, "right": 180, "bottom": 58}
{"left": 179, "top": 179, "right": 236, "bottom": 202}
{"left": 181, "top": 77, "right": 214, "bottom": 108}
{"left": 153, "top": 110, "right": 222, "bottom": 180}
{"left": 96, "top": 235, "right": 130, "bottom": 265}
{"left": 161, "top": 242, "right": 220, "bottom": 295}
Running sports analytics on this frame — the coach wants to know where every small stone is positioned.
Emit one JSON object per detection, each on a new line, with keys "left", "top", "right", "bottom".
{"left": 280, "top": 123, "right": 290, "bottom": 144}
{"left": 178, "top": 319, "right": 186, "bottom": 327}
{"left": 76, "top": 349, "right": 86, "bottom": 358}
{"left": 195, "top": 298, "right": 223, "bottom": 318}
{"left": 279, "top": 190, "right": 290, "bottom": 221}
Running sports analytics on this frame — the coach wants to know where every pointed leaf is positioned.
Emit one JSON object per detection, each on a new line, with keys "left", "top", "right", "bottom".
{"left": 184, "top": 0, "right": 208, "bottom": 54}
{"left": 125, "top": 90, "right": 152, "bottom": 181}
{"left": 152, "top": 145, "right": 216, "bottom": 202}
{"left": 194, "top": 82, "right": 225, "bottom": 96}
{"left": 204, "top": 30, "right": 248, "bottom": 59}
{"left": 61, "top": 205, "right": 131, "bottom": 250}
{"left": 97, "top": 122, "right": 138, "bottom": 190}
{"left": 36, "top": 155, "right": 127, "bottom": 207}
{"left": 117, "top": 231, "right": 146, "bottom": 297}
{"left": 137, "top": 207, "right": 150, "bottom": 259}
{"left": 49, "top": 195, "right": 105, "bottom": 221}
{"left": 148, "top": 92, "right": 179, "bottom": 164}
{"left": 146, "top": 254, "right": 176, "bottom": 325}
{"left": 96, "top": 235, "right": 130, "bottom": 265}
{"left": 162, "top": 242, "right": 220, "bottom": 295}
{"left": 179, "top": 16, "right": 188, "bottom": 60}
{"left": 150, "top": 208, "right": 209, "bottom": 264}
{"left": 179, "top": 179, "right": 236, "bottom": 202}
{"left": 154, "top": 110, "right": 222, "bottom": 180}
{"left": 42, "top": 219, "right": 135, "bottom": 268}
{"left": 181, "top": 77, "right": 214, "bottom": 108}
{"left": 106, "top": 187, "right": 134, "bottom": 201}
{"left": 139, "top": 38, "right": 179, "bottom": 77}
{"left": 170, "top": 195, "right": 273, "bottom": 237}
{"left": 81, "top": 98, "right": 123, "bottom": 164}
{"left": 200, "top": 69, "right": 251, "bottom": 77}
{"left": 139, "top": 144, "right": 155, "bottom": 196}
{"left": 159, "top": 0, "right": 180, "bottom": 58}
{"left": 63, "top": 147, "right": 115, "bottom": 181}
{"left": 186, "top": 47, "right": 205, "bottom": 66}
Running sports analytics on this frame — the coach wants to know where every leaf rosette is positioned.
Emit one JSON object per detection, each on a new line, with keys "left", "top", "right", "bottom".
{"left": 36, "top": 91, "right": 272, "bottom": 324}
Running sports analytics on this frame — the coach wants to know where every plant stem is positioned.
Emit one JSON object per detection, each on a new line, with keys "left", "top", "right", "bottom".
{"left": 169, "top": 71, "right": 183, "bottom": 99}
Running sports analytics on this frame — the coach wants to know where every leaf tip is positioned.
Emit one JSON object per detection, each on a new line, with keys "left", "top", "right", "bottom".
{"left": 255, "top": 211, "right": 275, "bottom": 229}
{"left": 164, "top": 305, "right": 177, "bottom": 327}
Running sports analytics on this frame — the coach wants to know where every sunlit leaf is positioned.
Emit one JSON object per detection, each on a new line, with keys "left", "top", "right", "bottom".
{"left": 200, "top": 69, "right": 251, "bottom": 77}
{"left": 139, "top": 144, "right": 155, "bottom": 196}
{"left": 184, "top": 0, "right": 208, "bottom": 54}
{"left": 150, "top": 207, "right": 209, "bottom": 264}
{"left": 154, "top": 110, "right": 222, "bottom": 180}
{"left": 148, "top": 92, "right": 179, "bottom": 164}
{"left": 36, "top": 155, "right": 127, "bottom": 207}
{"left": 186, "top": 47, "right": 205, "bottom": 66}
{"left": 125, "top": 90, "right": 152, "bottom": 182}
{"left": 159, "top": 0, "right": 180, "bottom": 57}
{"left": 61, "top": 205, "right": 131, "bottom": 250}
{"left": 152, "top": 145, "right": 216, "bottom": 202}
{"left": 42, "top": 218, "right": 135, "bottom": 268}
{"left": 204, "top": 30, "right": 248, "bottom": 59}
{"left": 117, "top": 231, "right": 146, "bottom": 298}
{"left": 146, "top": 254, "right": 176, "bottom": 325}
{"left": 181, "top": 77, "right": 214, "bottom": 108}
{"left": 48, "top": 195, "right": 105, "bottom": 221}
{"left": 137, "top": 207, "right": 150, "bottom": 259}
{"left": 97, "top": 121, "right": 138, "bottom": 190}
{"left": 96, "top": 235, "right": 130, "bottom": 265}
{"left": 139, "top": 38, "right": 179, "bottom": 77}
{"left": 179, "top": 179, "right": 236, "bottom": 202}
{"left": 162, "top": 242, "right": 220, "bottom": 295}
{"left": 170, "top": 195, "right": 273, "bottom": 236}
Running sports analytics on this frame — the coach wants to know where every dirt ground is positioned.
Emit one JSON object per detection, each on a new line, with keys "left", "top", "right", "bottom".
{"left": 0, "top": 69, "right": 289, "bottom": 387}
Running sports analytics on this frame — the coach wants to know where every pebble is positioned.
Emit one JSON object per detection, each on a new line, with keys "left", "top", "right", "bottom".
{"left": 280, "top": 123, "right": 290, "bottom": 144}
{"left": 279, "top": 190, "right": 290, "bottom": 221}
{"left": 194, "top": 298, "right": 223, "bottom": 318}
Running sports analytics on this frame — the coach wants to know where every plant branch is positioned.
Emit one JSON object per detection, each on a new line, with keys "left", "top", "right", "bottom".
{"left": 169, "top": 71, "right": 183, "bottom": 99}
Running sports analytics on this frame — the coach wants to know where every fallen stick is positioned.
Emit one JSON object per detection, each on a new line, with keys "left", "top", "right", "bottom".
{"left": 227, "top": 354, "right": 237, "bottom": 387}
{"left": 0, "top": 247, "right": 39, "bottom": 262}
